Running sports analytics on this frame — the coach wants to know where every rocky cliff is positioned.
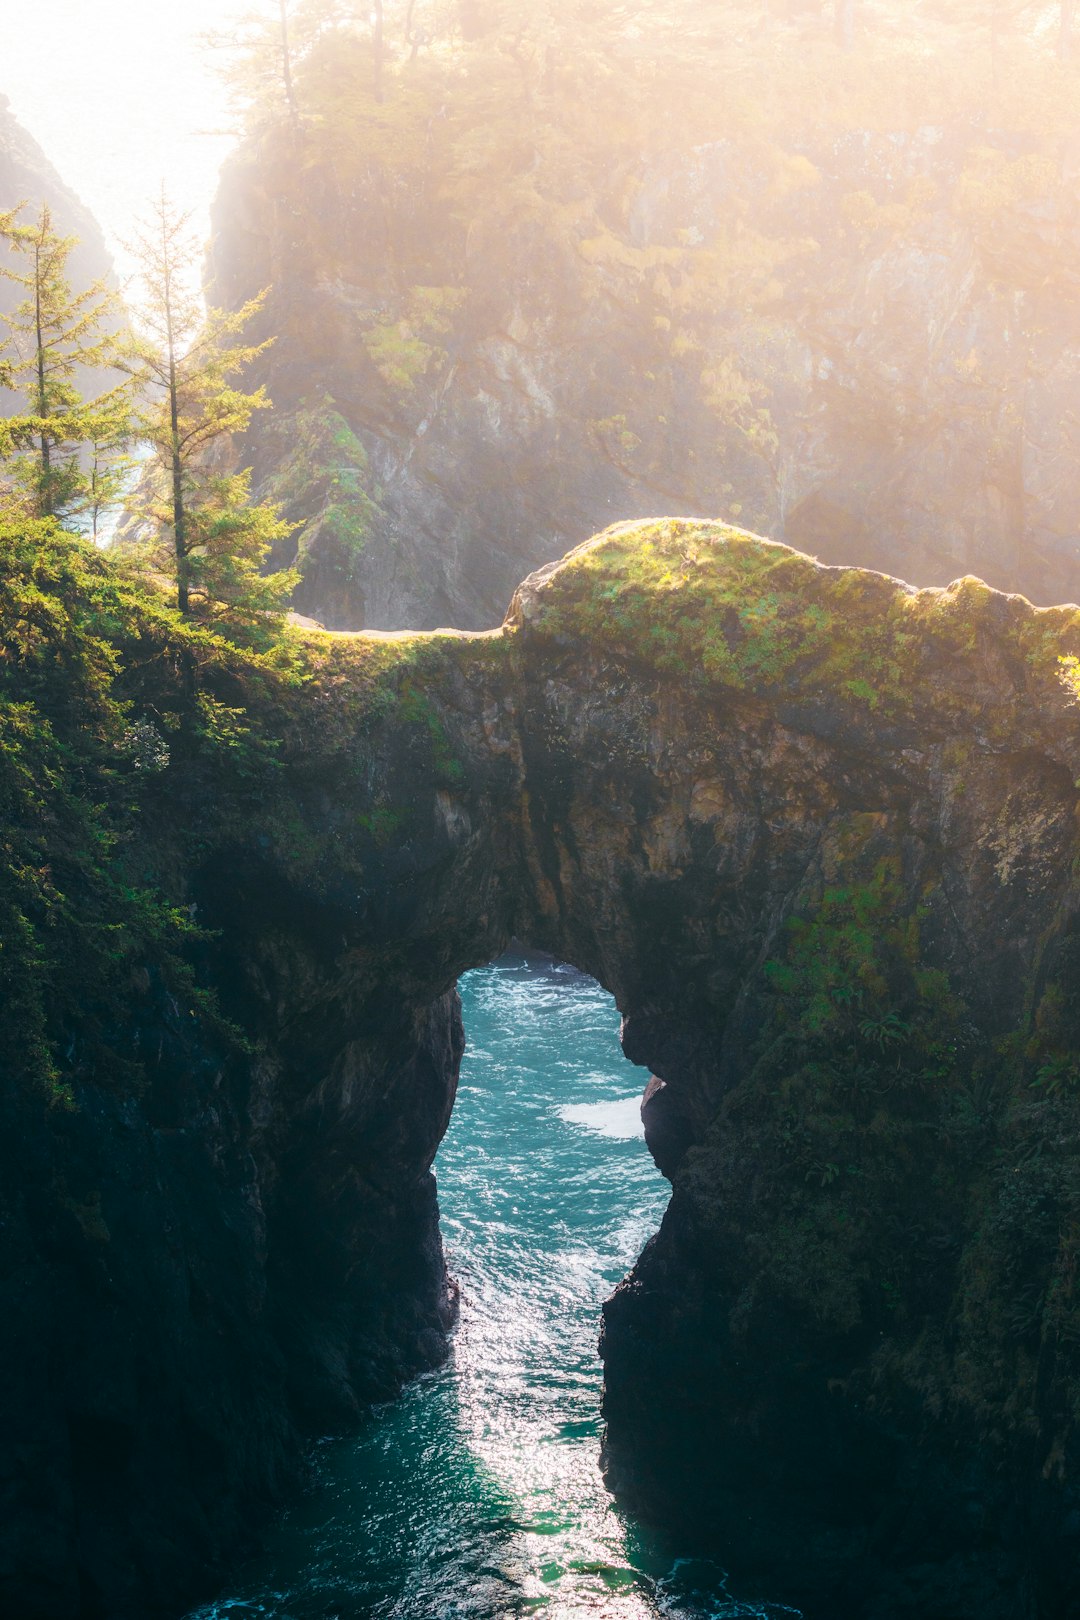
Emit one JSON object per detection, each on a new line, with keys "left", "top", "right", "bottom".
{"left": 0, "top": 96, "right": 113, "bottom": 350}
{"left": 5, "top": 516, "right": 1080, "bottom": 1618}
{"left": 208, "top": 16, "right": 1080, "bottom": 629}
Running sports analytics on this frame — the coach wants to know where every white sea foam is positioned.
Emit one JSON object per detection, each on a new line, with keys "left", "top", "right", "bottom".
{"left": 555, "top": 1096, "right": 644, "bottom": 1140}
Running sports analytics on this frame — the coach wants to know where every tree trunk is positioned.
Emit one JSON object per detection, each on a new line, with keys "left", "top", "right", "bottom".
{"left": 33, "top": 234, "right": 51, "bottom": 516}
{"left": 170, "top": 366, "right": 188, "bottom": 616}
{"left": 160, "top": 204, "right": 188, "bottom": 616}
{"left": 279, "top": 0, "right": 299, "bottom": 130}
{"left": 373, "top": 0, "right": 385, "bottom": 102}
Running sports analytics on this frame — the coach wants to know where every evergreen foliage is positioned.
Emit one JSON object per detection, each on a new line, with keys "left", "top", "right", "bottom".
{"left": 0, "top": 517, "right": 298, "bottom": 1103}
{"left": 262, "top": 393, "right": 379, "bottom": 587}
{"left": 0, "top": 204, "right": 131, "bottom": 526}
{"left": 0, "top": 523, "right": 195, "bottom": 1099}
{"left": 123, "top": 188, "right": 297, "bottom": 632}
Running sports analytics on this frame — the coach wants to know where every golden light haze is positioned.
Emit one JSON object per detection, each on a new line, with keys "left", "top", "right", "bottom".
{"left": 5, "top": 0, "right": 1078, "bottom": 281}
{"left": 4, "top": 0, "right": 250, "bottom": 274}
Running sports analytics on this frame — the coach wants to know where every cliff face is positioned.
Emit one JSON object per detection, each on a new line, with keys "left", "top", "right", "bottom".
{"left": 0, "top": 96, "right": 113, "bottom": 342}
{"left": 6, "top": 519, "right": 1080, "bottom": 1618}
{"left": 210, "top": 87, "right": 1080, "bottom": 629}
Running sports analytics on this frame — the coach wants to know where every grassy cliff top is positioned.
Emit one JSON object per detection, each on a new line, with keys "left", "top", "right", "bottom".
{"left": 507, "top": 518, "right": 1080, "bottom": 740}
{"left": 294, "top": 514, "right": 1080, "bottom": 748}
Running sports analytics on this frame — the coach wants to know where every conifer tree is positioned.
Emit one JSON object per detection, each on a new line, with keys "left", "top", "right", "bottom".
{"left": 205, "top": 1, "right": 304, "bottom": 130}
{"left": 124, "top": 187, "right": 296, "bottom": 627}
{"left": 0, "top": 203, "right": 131, "bottom": 524}
{"left": 279, "top": 0, "right": 301, "bottom": 126}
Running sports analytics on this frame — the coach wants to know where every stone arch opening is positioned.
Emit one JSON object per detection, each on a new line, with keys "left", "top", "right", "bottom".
{"left": 189, "top": 944, "right": 682, "bottom": 1618}
{"left": 179, "top": 525, "right": 1080, "bottom": 1619}
{"left": 13, "top": 523, "right": 1080, "bottom": 1620}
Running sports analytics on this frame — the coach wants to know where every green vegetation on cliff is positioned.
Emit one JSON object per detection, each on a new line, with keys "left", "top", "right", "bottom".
{"left": 11, "top": 510, "right": 1080, "bottom": 1118}
{"left": 121, "top": 189, "right": 298, "bottom": 626}
{"left": 7, "top": 509, "right": 1080, "bottom": 1612}
{"left": 515, "top": 518, "right": 1080, "bottom": 726}
{"left": 519, "top": 520, "right": 1080, "bottom": 1447}
{"left": 0, "top": 204, "right": 130, "bottom": 527}
{"left": 723, "top": 833, "right": 976, "bottom": 1335}
{"left": 0, "top": 521, "right": 299, "bottom": 1100}
{"left": 262, "top": 394, "right": 382, "bottom": 596}
{"left": 0, "top": 515, "right": 498, "bottom": 1102}
{"left": 0, "top": 185, "right": 299, "bottom": 632}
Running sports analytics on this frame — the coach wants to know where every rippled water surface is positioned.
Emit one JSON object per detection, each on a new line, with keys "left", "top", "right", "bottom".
{"left": 191, "top": 956, "right": 798, "bottom": 1620}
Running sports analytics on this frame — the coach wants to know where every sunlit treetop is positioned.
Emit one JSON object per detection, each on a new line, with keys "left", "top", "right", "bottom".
{"left": 207, "top": 0, "right": 1080, "bottom": 145}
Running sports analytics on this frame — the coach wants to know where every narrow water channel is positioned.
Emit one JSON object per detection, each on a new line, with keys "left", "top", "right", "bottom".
{"left": 190, "top": 955, "right": 799, "bottom": 1620}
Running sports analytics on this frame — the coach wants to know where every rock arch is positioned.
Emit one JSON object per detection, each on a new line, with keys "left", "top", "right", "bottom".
{"left": 10, "top": 520, "right": 1080, "bottom": 1619}
{"left": 187, "top": 521, "right": 1080, "bottom": 1618}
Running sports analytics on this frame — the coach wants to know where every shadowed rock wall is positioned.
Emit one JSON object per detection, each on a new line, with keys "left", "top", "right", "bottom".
{"left": 6, "top": 521, "right": 1080, "bottom": 1618}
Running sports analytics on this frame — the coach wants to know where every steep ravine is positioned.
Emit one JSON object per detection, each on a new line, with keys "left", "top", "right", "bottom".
{"left": 5, "top": 519, "right": 1080, "bottom": 1619}
{"left": 189, "top": 957, "right": 680, "bottom": 1620}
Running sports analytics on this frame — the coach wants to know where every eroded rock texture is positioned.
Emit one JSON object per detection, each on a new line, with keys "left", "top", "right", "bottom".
{"left": 6, "top": 520, "right": 1080, "bottom": 1618}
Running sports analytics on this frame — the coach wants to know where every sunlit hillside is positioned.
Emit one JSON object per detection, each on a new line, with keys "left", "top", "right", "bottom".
{"left": 196, "top": 0, "right": 1080, "bottom": 625}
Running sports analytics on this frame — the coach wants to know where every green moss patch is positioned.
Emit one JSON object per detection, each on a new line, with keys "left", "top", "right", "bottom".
{"left": 517, "top": 518, "right": 1080, "bottom": 731}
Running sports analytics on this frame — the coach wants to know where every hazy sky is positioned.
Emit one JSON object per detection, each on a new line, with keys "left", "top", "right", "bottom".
{"left": 4, "top": 0, "right": 253, "bottom": 277}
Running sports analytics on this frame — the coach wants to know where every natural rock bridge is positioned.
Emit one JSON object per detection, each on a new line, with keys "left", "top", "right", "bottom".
{"left": 8, "top": 520, "right": 1080, "bottom": 1620}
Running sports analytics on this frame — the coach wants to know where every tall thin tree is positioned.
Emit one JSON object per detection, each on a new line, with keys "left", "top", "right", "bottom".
{"left": 124, "top": 187, "right": 294, "bottom": 622}
{"left": 0, "top": 204, "right": 130, "bottom": 523}
{"left": 279, "top": 0, "right": 300, "bottom": 128}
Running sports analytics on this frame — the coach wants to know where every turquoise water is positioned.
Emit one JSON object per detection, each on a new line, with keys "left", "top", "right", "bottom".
{"left": 190, "top": 956, "right": 798, "bottom": 1620}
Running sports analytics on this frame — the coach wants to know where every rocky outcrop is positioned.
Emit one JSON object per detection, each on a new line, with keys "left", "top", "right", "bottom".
{"left": 210, "top": 92, "right": 1080, "bottom": 629}
{"left": 6, "top": 519, "right": 1080, "bottom": 1617}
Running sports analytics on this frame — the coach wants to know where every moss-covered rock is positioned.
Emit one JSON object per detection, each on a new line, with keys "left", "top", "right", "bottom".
{"left": 5, "top": 517, "right": 1080, "bottom": 1618}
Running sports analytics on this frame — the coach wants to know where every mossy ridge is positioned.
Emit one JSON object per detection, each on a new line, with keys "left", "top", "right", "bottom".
{"left": 288, "top": 624, "right": 505, "bottom": 733}
{"left": 252, "top": 624, "right": 507, "bottom": 883}
{"left": 521, "top": 518, "right": 1080, "bottom": 726}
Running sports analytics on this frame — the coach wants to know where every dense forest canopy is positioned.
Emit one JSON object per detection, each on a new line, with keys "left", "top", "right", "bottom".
{"left": 221, "top": 1, "right": 1080, "bottom": 145}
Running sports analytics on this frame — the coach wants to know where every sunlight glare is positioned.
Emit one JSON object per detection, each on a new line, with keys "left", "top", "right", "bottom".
{"left": 3, "top": 0, "right": 251, "bottom": 276}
